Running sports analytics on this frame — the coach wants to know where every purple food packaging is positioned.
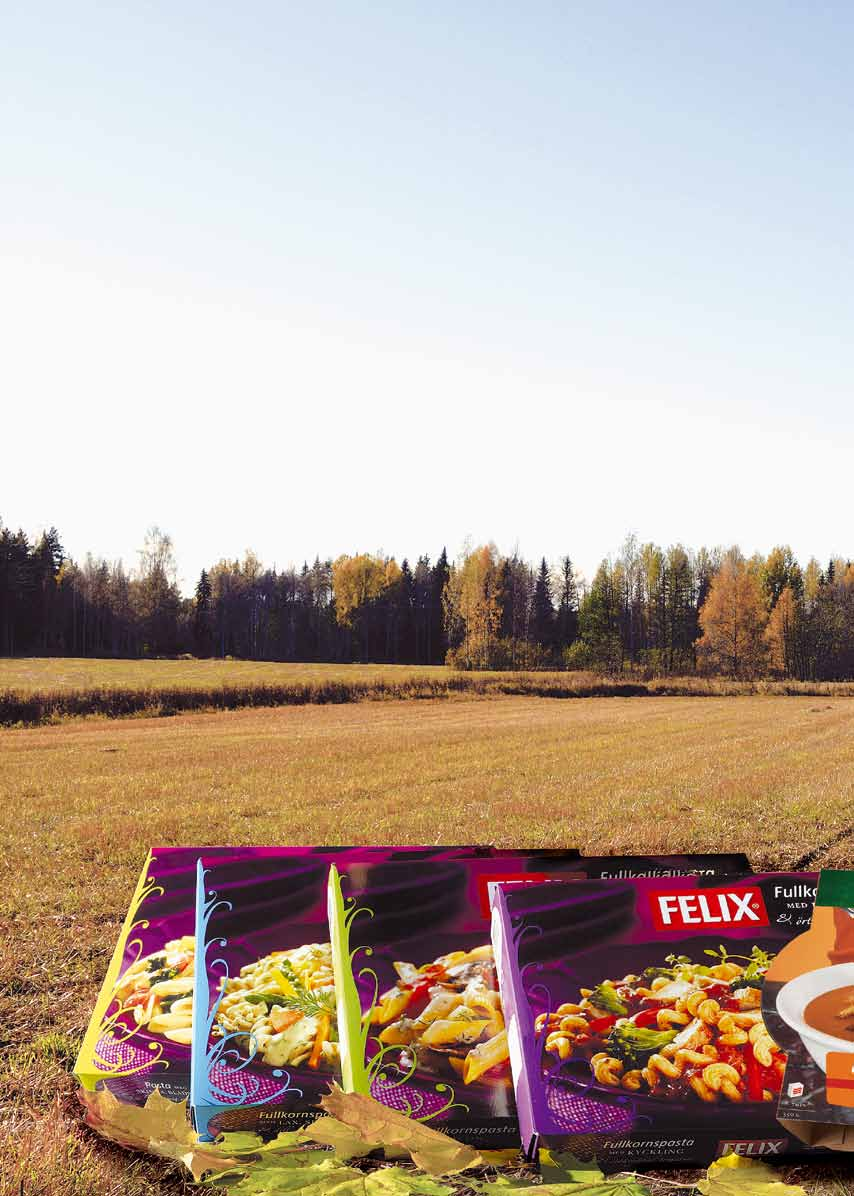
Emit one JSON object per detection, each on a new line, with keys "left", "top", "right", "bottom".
{"left": 490, "top": 872, "right": 829, "bottom": 1170}
{"left": 75, "top": 846, "right": 751, "bottom": 1133}
{"left": 74, "top": 846, "right": 249, "bottom": 1109}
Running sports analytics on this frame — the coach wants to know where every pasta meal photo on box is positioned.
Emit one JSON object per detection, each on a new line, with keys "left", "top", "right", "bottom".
{"left": 490, "top": 872, "right": 826, "bottom": 1170}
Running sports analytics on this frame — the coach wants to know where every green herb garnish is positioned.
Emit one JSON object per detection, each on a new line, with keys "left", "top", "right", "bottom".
{"left": 703, "top": 944, "right": 775, "bottom": 991}
{"left": 244, "top": 961, "right": 336, "bottom": 1020}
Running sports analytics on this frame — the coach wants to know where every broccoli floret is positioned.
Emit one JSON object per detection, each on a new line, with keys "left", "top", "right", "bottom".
{"left": 588, "top": 981, "right": 629, "bottom": 1017}
{"left": 603, "top": 1023, "right": 678, "bottom": 1070}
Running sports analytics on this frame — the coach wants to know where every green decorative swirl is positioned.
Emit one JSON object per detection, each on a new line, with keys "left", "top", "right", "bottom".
{"left": 326, "top": 863, "right": 471, "bottom": 1121}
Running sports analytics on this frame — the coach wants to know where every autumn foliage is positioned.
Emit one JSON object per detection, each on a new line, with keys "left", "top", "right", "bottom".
{"left": 1, "top": 519, "right": 853, "bottom": 679}
{"left": 697, "top": 556, "right": 767, "bottom": 678}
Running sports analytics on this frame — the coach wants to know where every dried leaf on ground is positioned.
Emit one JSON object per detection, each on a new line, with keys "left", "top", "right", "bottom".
{"left": 79, "top": 1085, "right": 234, "bottom": 1178}
{"left": 697, "top": 1154, "right": 808, "bottom": 1196}
{"left": 469, "top": 1177, "right": 650, "bottom": 1195}
{"left": 539, "top": 1150, "right": 605, "bottom": 1184}
{"left": 302, "top": 1114, "right": 381, "bottom": 1158}
{"left": 320, "top": 1084, "right": 483, "bottom": 1175}
{"left": 206, "top": 1154, "right": 368, "bottom": 1195}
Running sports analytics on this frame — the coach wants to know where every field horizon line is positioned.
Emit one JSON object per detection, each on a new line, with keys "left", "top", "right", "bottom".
{"left": 2, "top": 668, "right": 853, "bottom": 728}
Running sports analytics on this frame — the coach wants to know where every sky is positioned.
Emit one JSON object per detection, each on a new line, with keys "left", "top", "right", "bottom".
{"left": 3, "top": 2, "right": 853, "bottom": 594}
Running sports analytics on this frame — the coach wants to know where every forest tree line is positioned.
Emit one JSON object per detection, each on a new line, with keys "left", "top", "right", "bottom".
{"left": 1, "top": 522, "right": 853, "bottom": 679}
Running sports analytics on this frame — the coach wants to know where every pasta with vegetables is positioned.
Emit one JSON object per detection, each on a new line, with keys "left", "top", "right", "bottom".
{"left": 114, "top": 935, "right": 196, "bottom": 1046}
{"left": 536, "top": 947, "right": 785, "bottom": 1104}
{"left": 372, "top": 944, "right": 510, "bottom": 1085}
{"left": 214, "top": 943, "right": 339, "bottom": 1070}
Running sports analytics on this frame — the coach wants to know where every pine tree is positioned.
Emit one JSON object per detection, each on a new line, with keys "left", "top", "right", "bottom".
{"left": 430, "top": 548, "right": 450, "bottom": 664}
{"left": 32, "top": 527, "right": 64, "bottom": 653}
{"left": 396, "top": 558, "right": 416, "bottom": 663}
{"left": 555, "top": 556, "right": 579, "bottom": 652}
{"left": 532, "top": 557, "right": 555, "bottom": 654}
{"left": 194, "top": 569, "right": 213, "bottom": 656}
{"left": 577, "top": 561, "right": 622, "bottom": 672}
{"left": 0, "top": 526, "right": 33, "bottom": 655}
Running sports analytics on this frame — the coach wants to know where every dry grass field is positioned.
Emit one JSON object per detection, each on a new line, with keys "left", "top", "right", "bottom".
{"left": 0, "top": 657, "right": 451, "bottom": 693}
{"left": 3, "top": 657, "right": 853, "bottom": 728}
{"left": 2, "top": 670, "right": 854, "bottom": 1194}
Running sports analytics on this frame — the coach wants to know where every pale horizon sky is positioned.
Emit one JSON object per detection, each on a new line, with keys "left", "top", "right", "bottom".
{"left": 3, "top": 2, "right": 852, "bottom": 595}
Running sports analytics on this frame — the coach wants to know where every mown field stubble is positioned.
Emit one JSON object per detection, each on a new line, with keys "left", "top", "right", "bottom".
{"left": 2, "top": 686, "right": 854, "bottom": 1195}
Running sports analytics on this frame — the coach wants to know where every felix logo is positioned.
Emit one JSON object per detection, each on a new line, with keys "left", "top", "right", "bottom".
{"left": 650, "top": 885, "right": 770, "bottom": 931}
{"left": 717, "top": 1140, "right": 787, "bottom": 1158}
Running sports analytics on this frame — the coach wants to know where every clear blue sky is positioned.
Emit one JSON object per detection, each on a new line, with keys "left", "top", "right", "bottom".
{"left": 3, "top": 2, "right": 852, "bottom": 592}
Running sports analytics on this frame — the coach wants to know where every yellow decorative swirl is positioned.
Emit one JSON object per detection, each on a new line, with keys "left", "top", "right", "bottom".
{"left": 74, "top": 854, "right": 170, "bottom": 1089}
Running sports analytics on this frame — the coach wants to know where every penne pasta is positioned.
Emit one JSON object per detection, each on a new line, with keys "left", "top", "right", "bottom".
{"left": 412, "top": 991, "right": 462, "bottom": 1028}
{"left": 421, "top": 1017, "right": 492, "bottom": 1046}
{"left": 148, "top": 1011, "right": 193, "bottom": 1034}
{"left": 463, "top": 1029, "right": 510, "bottom": 1084}
{"left": 150, "top": 978, "right": 194, "bottom": 996}
{"left": 113, "top": 937, "right": 197, "bottom": 1044}
{"left": 164, "top": 1027, "right": 193, "bottom": 1045}
{"left": 366, "top": 943, "right": 512, "bottom": 1088}
{"left": 372, "top": 987, "right": 411, "bottom": 1025}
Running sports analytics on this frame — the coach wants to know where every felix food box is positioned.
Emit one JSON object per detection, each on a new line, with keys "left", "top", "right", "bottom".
{"left": 490, "top": 872, "right": 825, "bottom": 1169}
{"left": 763, "top": 870, "right": 854, "bottom": 1151}
{"left": 75, "top": 846, "right": 247, "bottom": 1108}
{"left": 328, "top": 855, "right": 750, "bottom": 1147}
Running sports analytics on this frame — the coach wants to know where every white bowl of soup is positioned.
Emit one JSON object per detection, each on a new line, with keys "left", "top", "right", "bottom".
{"left": 776, "top": 963, "right": 854, "bottom": 1072}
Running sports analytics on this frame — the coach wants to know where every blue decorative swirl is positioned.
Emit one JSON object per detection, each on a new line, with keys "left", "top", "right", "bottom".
{"left": 190, "top": 862, "right": 301, "bottom": 1142}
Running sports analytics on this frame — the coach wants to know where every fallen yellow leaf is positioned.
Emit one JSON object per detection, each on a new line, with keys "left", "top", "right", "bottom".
{"left": 697, "top": 1153, "right": 808, "bottom": 1196}
{"left": 320, "top": 1084, "right": 482, "bottom": 1176}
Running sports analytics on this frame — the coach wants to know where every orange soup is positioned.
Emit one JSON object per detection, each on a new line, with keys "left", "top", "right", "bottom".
{"left": 803, "top": 984, "right": 854, "bottom": 1044}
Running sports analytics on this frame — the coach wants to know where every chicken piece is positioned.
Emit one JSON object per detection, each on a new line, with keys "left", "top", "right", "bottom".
{"left": 668, "top": 1017, "right": 713, "bottom": 1054}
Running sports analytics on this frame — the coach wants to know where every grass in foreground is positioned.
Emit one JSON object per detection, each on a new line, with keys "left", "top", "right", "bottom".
{"left": 2, "top": 657, "right": 853, "bottom": 727}
{"left": 2, "top": 694, "right": 854, "bottom": 1194}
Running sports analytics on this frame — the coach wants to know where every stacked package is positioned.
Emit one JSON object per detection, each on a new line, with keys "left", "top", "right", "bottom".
{"left": 76, "top": 847, "right": 854, "bottom": 1168}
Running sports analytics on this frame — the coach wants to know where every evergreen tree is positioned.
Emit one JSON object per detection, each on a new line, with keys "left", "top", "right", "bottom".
{"left": 532, "top": 557, "right": 555, "bottom": 653}
{"left": 577, "top": 561, "right": 622, "bottom": 672}
{"left": 555, "top": 556, "right": 579, "bottom": 651}
{"left": 32, "top": 527, "right": 64, "bottom": 653}
{"left": 413, "top": 555, "right": 432, "bottom": 663}
{"left": 396, "top": 558, "right": 416, "bottom": 663}
{"left": 194, "top": 569, "right": 213, "bottom": 656}
{"left": 0, "top": 525, "right": 33, "bottom": 655}
{"left": 430, "top": 548, "right": 450, "bottom": 663}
